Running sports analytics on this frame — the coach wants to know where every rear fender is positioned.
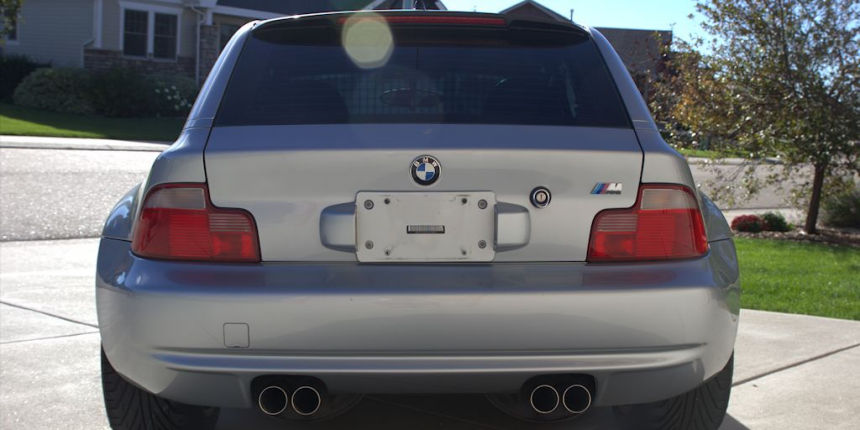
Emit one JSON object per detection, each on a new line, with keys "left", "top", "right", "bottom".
{"left": 700, "top": 192, "right": 733, "bottom": 243}
{"left": 102, "top": 183, "right": 143, "bottom": 241}
{"left": 102, "top": 126, "right": 212, "bottom": 241}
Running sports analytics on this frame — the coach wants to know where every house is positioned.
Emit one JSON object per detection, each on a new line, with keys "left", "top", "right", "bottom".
{"left": 501, "top": 0, "right": 672, "bottom": 97}
{"left": 0, "top": 0, "right": 445, "bottom": 83}
{"left": 2, "top": 0, "right": 666, "bottom": 92}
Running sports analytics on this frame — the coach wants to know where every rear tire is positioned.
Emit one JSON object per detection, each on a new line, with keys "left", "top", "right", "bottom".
{"left": 101, "top": 348, "right": 220, "bottom": 430}
{"left": 616, "top": 354, "right": 733, "bottom": 430}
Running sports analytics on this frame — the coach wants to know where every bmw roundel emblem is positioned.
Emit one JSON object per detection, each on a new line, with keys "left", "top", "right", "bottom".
{"left": 411, "top": 155, "right": 441, "bottom": 186}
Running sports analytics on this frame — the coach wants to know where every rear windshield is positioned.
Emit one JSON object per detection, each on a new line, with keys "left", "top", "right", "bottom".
{"left": 215, "top": 20, "right": 630, "bottom": 128}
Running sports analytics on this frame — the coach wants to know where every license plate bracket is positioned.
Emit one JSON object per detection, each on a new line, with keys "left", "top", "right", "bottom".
{"left": 355, "top": 192, "right": 496, "bottom": 262}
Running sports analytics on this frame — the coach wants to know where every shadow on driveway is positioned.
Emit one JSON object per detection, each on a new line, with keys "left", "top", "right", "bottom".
{"left": 216, "top": 394, "right": 749, "bottom": 429}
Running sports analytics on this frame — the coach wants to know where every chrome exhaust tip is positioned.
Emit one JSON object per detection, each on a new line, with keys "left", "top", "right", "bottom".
{"left": 562, "top": 384, "right": 592, "bottom": 414}
{"left": 529, "top": 384, "right": 560, "bottom": 414}
{"left": 291, "top": 385, "right": 323, "bottom": 416}
{"left": 258, "top": 385, "right": 289, "bottom": 416}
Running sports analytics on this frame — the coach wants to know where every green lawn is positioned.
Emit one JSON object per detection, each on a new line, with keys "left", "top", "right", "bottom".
{"left": 736, "top": 237, "right": 860, "bottom": 320}
{"left": 0, "top": 103, "right": 184, "bottom": 141}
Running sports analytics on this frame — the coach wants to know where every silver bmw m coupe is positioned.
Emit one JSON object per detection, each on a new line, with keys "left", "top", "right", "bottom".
{"left": 97, "top": 10, "right": 739, "bottom": 430}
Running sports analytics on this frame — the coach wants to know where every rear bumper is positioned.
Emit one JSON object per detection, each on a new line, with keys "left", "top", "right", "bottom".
{"left": 96, "top": 238, "right": 740, "bottom": 408}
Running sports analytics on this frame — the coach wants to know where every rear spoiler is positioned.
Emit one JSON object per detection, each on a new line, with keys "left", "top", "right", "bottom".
{"left": 253, "top": 10, "right": 587, "bottom": 35}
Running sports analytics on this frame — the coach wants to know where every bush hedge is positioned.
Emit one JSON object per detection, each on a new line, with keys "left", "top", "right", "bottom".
{"left": 0, "top": 55, "right": 49, "bottom": 100}
{"left": 731, "top": 214, "right": 765, "bottom": 232}
{"left": 146, "top": 73, "right": 197, "bottom": 117}
{"left": 88, "top": 68, "right": 155, "bottom": 117}
{"left": 13, "top": 68, "right": 95, "bottom": 114}
{"left": 761, "top": 212, "right": 791, "bottom": 232}
{"left": 10, "top": 66, "right": 198, "bottom": 117}
{"left": 822, "top": 187, "right": 860, "bottom": 228}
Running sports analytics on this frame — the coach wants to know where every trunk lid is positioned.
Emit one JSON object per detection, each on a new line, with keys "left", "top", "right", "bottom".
{"left": 205, "top": 124, "right": 641, "bottom": 262}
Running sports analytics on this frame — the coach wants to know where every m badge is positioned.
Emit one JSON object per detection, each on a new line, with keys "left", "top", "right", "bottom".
{"left": 591, "top": 183, "right": 622, "bottom": 195}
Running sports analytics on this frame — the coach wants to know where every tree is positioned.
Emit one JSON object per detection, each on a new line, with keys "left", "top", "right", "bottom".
{"left": 0, "top": 0, "right": 22, "bottom": 39}
{"left": 655, "top": 0, "right": 859, "bottom": 233}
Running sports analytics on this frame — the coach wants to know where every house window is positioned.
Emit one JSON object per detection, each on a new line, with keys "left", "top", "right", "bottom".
{"left": 123, "top": 10, "right": 148, "bottom": 56}
{"left": 219, "top": 23, "right": 240, "bottom": 51}
{"left": 122, "top": 7, "right": 179, "bottom": 60}
{"left": 153, "top": 13, "right": 177, "bottom": 59}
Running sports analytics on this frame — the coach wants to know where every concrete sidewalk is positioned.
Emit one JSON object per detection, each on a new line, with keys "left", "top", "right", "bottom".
{"left": 1, "top": 238, "right": 858, "bottom": 429}
{"left": 0, "top": 135, "right": 169, "bottom": 152}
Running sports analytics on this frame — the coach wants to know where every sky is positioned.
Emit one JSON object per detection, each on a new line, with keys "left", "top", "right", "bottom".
{"left": 441, "top": 0, "right": 707, "bottom": 42}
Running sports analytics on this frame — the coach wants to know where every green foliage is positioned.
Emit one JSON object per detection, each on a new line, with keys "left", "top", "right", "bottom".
{"left": 0, "top": 0, "right": 22, "bottom": 39}
{"left": 13, "top": 68, "right": 94, "bottom": 115}
{"left": 87, "top": 68, "right": 156, "bottom": 117}
{"left": 145, "top": 73, "right": 197, "bottom": 117}
{"left": 88, "top": 68, "right": 198, "bottom": 117}
{"left": 822, "top": 187, "right": 860, "bottom": 228}
{"left": 0, "top": 54, "right": 48, "bottom": 100}
{"left": 10, "top": 65, "right": 199, "bottom": 118}
{"left": 761, "top": 212, "right": 791, "bottom": 232}
{"left": 653, "top": 0, "right": 860, "bottom": 233}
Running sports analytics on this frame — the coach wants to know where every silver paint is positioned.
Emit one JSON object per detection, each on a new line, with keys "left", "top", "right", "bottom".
{"left": 97, "top": 11, "right": 740, "bottom": 413}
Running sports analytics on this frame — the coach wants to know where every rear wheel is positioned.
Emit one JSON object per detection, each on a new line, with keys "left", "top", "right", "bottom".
{"left": 101, "top": 348, "right": 219, "bottom": 430}
{"left": 616, "top": 354, "right": 734, "bottom": 430}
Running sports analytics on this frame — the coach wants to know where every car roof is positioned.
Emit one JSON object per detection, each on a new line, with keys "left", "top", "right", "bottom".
{"left": 252, "top": 9, "right": 589, "bottom": 34}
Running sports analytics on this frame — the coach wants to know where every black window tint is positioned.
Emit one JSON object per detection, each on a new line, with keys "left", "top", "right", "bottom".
{"left": 154, "top": 13, "right": 177, "bottom": 59}
{"left": 216, "top": 25, "right": 629, "bottom": 128}
{"left": 123, "top": 10, "right": 147, "bottom": 57}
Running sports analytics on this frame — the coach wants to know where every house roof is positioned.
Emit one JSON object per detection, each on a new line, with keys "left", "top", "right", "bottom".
{"left": 500, "top": 0, "right": 569, "bottom": 23}
{"left": 216, "top": 0, "right": 376, "bottom": 15}
{"left": 216, "top": 0, "right": 444, "bottom": 15}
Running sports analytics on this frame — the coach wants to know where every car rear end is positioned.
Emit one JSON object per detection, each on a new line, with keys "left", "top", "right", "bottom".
{"left": 97, "top": 10, "right": 739, "bottom": 426}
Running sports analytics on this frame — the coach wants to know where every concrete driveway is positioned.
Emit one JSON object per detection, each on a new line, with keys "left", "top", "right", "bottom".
{"left": 1, "top": 238, "right": 858, "bottom": 429}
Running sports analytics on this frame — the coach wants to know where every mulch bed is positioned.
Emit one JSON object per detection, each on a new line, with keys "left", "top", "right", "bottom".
{"left": 734, "top": 227, "right": 860, "bottom": 248}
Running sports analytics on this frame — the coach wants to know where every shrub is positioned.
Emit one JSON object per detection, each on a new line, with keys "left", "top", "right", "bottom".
{"left": 145, "top": 73, "right": 198, "bottom": 117}
{"left": 87, "top": 67, "right": 155, "bottom": 117}
{"left": 761, "top": 212, "right": 791, "bottom": 232}
{"left": 0, "top": 54, "right": 49, "bottom": 100}
{"left": 731, "top": 214, "right": 765, "bottom": 232}
{"left": 13, "top": 68, "right": 94, "bottom": 114}
{"left": 822, "top": 187, "right": 860, "bottom": 228}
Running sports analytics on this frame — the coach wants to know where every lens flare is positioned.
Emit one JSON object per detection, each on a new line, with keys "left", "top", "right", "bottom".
{"left": 342, "top": 13, "right": 394, "bottom": 70}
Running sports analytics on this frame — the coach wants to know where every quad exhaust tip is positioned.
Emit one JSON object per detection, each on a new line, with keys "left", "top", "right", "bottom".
{"left": 562, "top": 384, "right": 592, "bottom": 414}
{"left": 258, "top": 385, "right": 289, "bottom": 416}
{"left": 291, "top": 385, "right": 323, "bottom": 416}
{"left": 529, "top": 384, "right": 560, "bottom": 414}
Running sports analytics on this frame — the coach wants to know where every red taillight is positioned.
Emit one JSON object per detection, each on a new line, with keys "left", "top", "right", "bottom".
{"left": 587, "top": 185, "right": 708, "bottom": 262}
{"left": 337, "top": 15, "right": 506, "bottom": 26}
{"left": 131, "top": 184, "right": 260, "bottom": 262}
{"left": 383, "top": 16, "right": 506, "bottom": 26}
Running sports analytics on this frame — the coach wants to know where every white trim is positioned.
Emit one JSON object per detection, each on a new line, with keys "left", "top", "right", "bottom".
{"left": 435, "top": 1, "right": 447, "bottom": 10}
{"left": 120, "top": 1, "right": 182, "bottom": 16}
{"left": 93, "top": 0, "right": 103, "bottom": 48}
{"left": 212, "top": 5, "right": 281, "bottom": 20}
{"left": 119, "top": 1, "right": 182, "bottom": 60}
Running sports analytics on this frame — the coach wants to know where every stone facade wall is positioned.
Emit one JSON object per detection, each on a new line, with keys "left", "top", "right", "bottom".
{"left": 83, "top": 48, "right": 195, "bottom": 78}
{"left": 198, "top": 25, "right": 220, "bottom": 83}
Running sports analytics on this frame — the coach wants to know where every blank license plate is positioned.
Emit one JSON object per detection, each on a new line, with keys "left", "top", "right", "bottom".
{"left": 355, "top": 192, "right": 496, "bottom": 262}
